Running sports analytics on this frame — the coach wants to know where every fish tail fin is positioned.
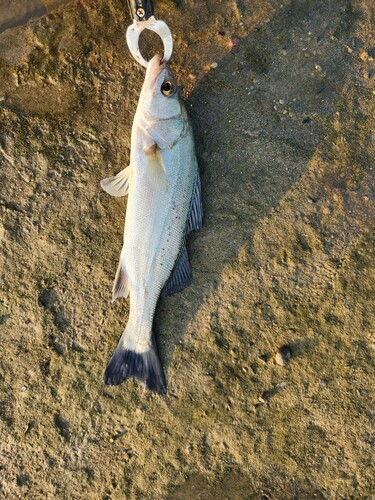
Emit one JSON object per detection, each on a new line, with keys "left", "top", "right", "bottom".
{"left": 103, "top": 332, "right": 167, "bottom": 394}
{"left": 112, "top": 253, "right": 130, "bottom": 302}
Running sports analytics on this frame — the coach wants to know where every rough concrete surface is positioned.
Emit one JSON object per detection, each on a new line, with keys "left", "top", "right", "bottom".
{"left": 0, "top": 0, "right": 374, "bottom": 498}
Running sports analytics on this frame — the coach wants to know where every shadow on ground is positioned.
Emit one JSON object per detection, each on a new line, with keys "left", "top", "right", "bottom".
{"left": 156, "top": 0, "right": 358, "bottom": 369}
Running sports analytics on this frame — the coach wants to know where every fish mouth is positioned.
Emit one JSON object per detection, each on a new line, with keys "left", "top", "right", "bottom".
{"left": 145, "top": 54, "right": 174, "bottom": 92}
{"left": 146, "top": 54, "right": 166, "bottom": 81}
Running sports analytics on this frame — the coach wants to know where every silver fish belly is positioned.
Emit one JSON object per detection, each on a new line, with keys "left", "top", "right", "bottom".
{"left": 100, "top": 54, "right": 203, "bottom": 393}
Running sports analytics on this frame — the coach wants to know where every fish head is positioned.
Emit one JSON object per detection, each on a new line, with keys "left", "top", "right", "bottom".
{"left": 139, "top": 54, "right": 182, "bottom": 121}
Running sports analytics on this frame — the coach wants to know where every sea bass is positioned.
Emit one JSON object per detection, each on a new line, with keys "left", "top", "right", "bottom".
{"left": 101, "top": 54, "right": 202, "bottom": 394}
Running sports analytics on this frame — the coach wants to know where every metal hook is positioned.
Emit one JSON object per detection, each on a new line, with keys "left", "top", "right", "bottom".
{"left": 126, "top": 16, "right": 173, "bottom": 68}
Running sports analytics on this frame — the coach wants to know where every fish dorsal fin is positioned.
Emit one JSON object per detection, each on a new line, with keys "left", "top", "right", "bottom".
{"left": 144, "top": 144, "right": 167, "bottom": 191}
{"left": 161, "top": 244, "right": 192, "bottom": 297}
{"left": 101, "top": 166, "right": 130, "bottom": 197}
{"left": 186, "top": 174, "right": 203, "bottom": 234}
{"left": 162, "top": 174, "right": 203, "bottom": 298}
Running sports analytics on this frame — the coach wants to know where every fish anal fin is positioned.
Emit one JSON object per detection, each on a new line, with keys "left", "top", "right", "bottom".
{"left": 101, "top": 166, "right": 130, "bottom": 197}
{"left": 112, "top": 258, "right": 130, "bottom": 302}
{"left": 186, "top": 173, "right": 203, "bottom": 234}
{"left": 161, "top": 244, "right": 192, "bottom": 298}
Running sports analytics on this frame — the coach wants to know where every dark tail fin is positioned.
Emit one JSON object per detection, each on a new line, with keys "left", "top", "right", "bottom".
{"left": 103, "top": 336, "right": 166, "bottom": 394}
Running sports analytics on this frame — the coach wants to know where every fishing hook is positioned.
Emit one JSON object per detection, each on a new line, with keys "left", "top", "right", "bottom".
{"left": 126, "top": 0, "right": 173, "bottom": 68}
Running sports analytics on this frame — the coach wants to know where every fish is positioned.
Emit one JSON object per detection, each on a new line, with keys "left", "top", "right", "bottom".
{"left": 100, "top": 53, "right": 203, "bottom": 394}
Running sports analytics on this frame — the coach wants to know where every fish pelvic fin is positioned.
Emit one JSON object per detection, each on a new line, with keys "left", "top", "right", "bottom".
{"left": 101, "top": 166, "right": 130, "bottom": 197}
{"left": 103, "top": 335, "right": 167, "bottom": 394}
{"left": 112, "top": 256, "right": 130, "bottom": 302}
{"left": 143, "top": 143, "right": 167, "bottom": 192}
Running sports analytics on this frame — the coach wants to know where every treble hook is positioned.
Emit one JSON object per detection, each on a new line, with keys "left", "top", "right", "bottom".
{"left": 126, "top": 0, "right": 173, "bottom": 68}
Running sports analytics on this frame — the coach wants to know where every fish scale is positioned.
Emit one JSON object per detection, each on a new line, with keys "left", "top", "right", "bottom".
{"left": 125, "top": 148, "right": 196, "bottom": 342}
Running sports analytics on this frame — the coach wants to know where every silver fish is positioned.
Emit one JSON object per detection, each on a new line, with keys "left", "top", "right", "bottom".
{"left": 101, "top": 54, "right": 203, "bottom": 393}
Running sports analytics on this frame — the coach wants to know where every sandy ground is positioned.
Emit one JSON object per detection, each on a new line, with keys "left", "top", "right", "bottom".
{"left": 0, "top": 0, "right": 374, "bottom": 498}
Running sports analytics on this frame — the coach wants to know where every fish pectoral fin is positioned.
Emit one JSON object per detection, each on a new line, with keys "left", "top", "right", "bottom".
{"left": 101, "top": 166, "right": 130, "bottom": 197}
{"left": 112, "top": 256, "right": 130, "bottom": 302}
{"left": 144, "top": 143, "right": 167, "bottom": 191}
{"left": 144, "top": 144, "right": 166, "bottom": 172}
{"left": 161, "top": 244, "right": 192, "bottom": 297}
{"left": 186, "top": 173, "right": 203, "bottom": 234}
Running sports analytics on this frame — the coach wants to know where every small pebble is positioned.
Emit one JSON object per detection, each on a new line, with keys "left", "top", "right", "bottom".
{"left": 211, "top": 62, "right": 218, "bottom": 69}
{"left": 230, "top": 35, "right": 241, "bottom": 47}
{"left": 72, "top": 341, "right": 85, "bottom": 353}
{"left": 262, "top": 382, "right": 287, "bottom": 401}
{"left": 0, "top": 314, "right": 10, "bottom": 325}
{"left": 275, "top": 345, "right": 292, "bottom": 366}
{"left": 351, "top": 37, "right": 362, "bottom": 49}
{"left": 20, "top": 386, "right": 27, "bottom": 392}
{"left": 17, "top": 475, "right": 29, "bottom": 487}
{"left": 112, "top": 429, "right": 127, "bottom": 440}
{"left": 52, "top": 342, "right": 65, "bottom": 355}
{"left": 276, "top": 382, "right": 287, "bottom": 389}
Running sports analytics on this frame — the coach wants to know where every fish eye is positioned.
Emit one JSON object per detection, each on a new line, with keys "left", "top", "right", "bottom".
{"left": 161, "top": 80, "right": 175, "bottom": 97}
